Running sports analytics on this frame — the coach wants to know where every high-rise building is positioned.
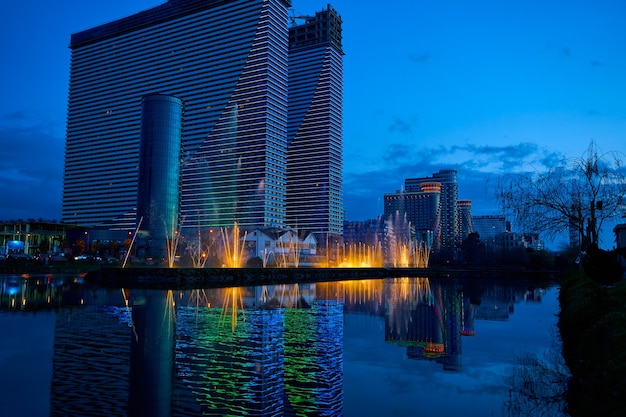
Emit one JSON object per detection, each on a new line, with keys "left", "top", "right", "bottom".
{"left": 287, "top": 6, "right": 344, "bottom": 242}
{"left": 136, "top": 94, "right": 184, "bottom": 258}
{"left": 62, "top": 0, "right": 342, "bottom": 238}
{"left": 457, "top": 200, "right": 472, "bottom": 241}
{"left": 383, "top": 182, "right": 441, "bottom": 248}
{"left": 472, "top": 215, "right": 508, "bottom": 246}
{"left": 405, "top": 170, "right": 459, "bottom": 258}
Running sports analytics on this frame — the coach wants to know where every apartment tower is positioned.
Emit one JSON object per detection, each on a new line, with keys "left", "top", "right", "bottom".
{"left": 287, "top": 6, "right": 344, "bottom": 243}
{"left": 63, "top": 0, "right": 340, "bottom": 234}
{"left": 405, "top": 169, "right": 459, "bottom": 260}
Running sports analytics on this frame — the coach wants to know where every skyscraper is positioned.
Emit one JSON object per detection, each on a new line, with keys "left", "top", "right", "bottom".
{"left": 405, "top": 170, "right": 459, "bottom": 259}
{"left": 457, "top": 199, "right": 473, "bottom": 242}
{"left": 287, "top": 6, "right": 344, "bottom": 241}
{"left": 383, "top": 182, "right": 441, "bottom": 248}
{"left": 136, "top": 94, "right": 184, "bottom": 258}
{"left": 63, "top": 0, "right": 341, "bottom": 236}
{"left": 472, "top": 215, "right": 508, "bottom": 246}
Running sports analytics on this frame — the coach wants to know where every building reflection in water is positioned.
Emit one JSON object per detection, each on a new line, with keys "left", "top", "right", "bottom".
{"left": 128, "top": 290, "right": 176, "bottom": 417}
{"left": 0, "top": 275, "right": 537, "bottom": 416}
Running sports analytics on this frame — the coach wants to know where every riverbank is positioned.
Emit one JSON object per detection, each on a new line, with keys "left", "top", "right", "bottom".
{"left": 558, "top": 271, "right": 626, "bottom": 417}
{"left": 82, "top": 265, "right": 558, "bottom": 289}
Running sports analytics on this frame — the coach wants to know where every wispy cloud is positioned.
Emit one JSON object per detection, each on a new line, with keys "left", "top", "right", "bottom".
{"left": 344, "top": 142, "right": 564, "bottom": 220}
{"left": 0, "top": 115, "right": 63, "bottom": 221}
{"left": 388, "top": 114, "right": 419, "bottom": 135}
{"left": 388, "top": 115, "right": 418, "bottom": 135}
{"left": 409, "top": 52, "right": 430, "bottom": 63}
{"left": 561, "top": 46, "right": 572, "bottom": 58}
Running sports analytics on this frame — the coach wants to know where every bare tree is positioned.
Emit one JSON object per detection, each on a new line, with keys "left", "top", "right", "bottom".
{"left": 497, "top": 140, "right": 626, "bottom": 248}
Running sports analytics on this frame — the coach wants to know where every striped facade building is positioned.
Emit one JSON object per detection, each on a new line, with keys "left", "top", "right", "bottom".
{"left": 62, "top": 0, "right": 343, "bottom": 241}
{"left": 287, "top": 6, "right": 344, "bottom": 239}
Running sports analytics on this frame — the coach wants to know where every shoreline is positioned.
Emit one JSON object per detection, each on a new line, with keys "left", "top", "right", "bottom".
{"left": 84, "top": 266, "right": 559, "bottom": 289}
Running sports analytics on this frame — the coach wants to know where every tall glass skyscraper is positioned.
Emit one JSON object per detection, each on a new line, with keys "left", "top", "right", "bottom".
{"left": 137, "top": 94, "right": 183, "bottom": 258}
{"left": 62, "top": 0, "right": 294, "bottom": 231}
{"left": 286, "top": 6, "right": 344, "bottom": 241}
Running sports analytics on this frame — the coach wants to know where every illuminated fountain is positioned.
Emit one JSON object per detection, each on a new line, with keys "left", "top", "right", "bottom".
{"left": 261, "top": 249, "right": 275, "bottom": 268}
{"left": 385, "top": 212, "right": 431, "bottom": 268}
{"left": 123, "top": 217, "right": 143, "bottom": 268}
{"left": 187, "top": 227, "right": 214, "bottom": 268}
{"left": 124, "top": 214, "right": 432, "bottom": 270}
{"left": 276, "top": 230, "right": 301, "bottom": 268}
{"left": 338, "top": 242, "right": 384, "bottom": 267}
{"left": 165, "top": 220, "right": 182, "bottom": 268}
{"left": 220, "top": 222, "right": 248, "bottom": 268}
{"left": 389, "top": 241, "right": 430, "bottom": 268}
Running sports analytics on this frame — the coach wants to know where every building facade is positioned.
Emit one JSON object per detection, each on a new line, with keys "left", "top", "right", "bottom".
{"left": 405, "top": 170, "right": 459, "bottom": 258}
{"left": 63, "top": 0, "right": 342, "bottom": 239}
{"left": 136, "top": 94, "right": 184, "bottom": 258}
{"left": 287, "top": 6, "right": 344, "bottom": 242}
{"left": 457, "top": 200, "right": 472, "bottom": 242}
{"left": 472, "top": 215, "right": 509, "bottom": 246}
{"left": 383, "top": 182, "right": 441, "bottom": 249}
{"left": 0, "top": 221, "right": 73, "bottom": 256}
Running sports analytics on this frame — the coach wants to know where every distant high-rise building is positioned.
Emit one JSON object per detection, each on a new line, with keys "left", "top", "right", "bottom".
{"left": 287, "top": 6, "right": 344, "bottom": 242}
{"left": 457, "top": 200, "right": 472, "bottom": 241}
{"left": 472, "top": 215, "right": 508, "bottom": 246}
{"left": 405, "top": 170, "right": 459, "bottom": 258}
{"left": 383, "top": 182, "right": 441, "bottom": 249}
{"left": 62, "top": 0, "right": 343, "bottom": 239}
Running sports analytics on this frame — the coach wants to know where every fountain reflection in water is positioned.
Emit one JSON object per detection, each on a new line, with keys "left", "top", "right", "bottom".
{"left": 220, "top": 287, "right": 246, "bottom": 332}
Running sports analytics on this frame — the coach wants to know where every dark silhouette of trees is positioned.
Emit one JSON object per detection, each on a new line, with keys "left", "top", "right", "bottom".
{"left": 459, "top": 232, "right": 484, "bottom": 265}
{"left": 580, "top": 243, "right": 624, "bottom": 285}
{"left": 497, "top": 140, "right": 626, "bottom": 249}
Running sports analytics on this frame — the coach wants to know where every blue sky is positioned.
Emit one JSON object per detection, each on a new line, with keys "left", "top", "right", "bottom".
{"left": 1, "top": 0, "right": 625, "bottom": 240}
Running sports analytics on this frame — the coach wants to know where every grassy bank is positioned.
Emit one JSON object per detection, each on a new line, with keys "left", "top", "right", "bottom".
{"left": 558, "top": 271, "right": 626, "bottom": 417}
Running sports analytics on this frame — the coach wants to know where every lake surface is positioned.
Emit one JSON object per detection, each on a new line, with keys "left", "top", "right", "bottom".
{"left": 0, "top": 273, "right": 567, "bottom": 417}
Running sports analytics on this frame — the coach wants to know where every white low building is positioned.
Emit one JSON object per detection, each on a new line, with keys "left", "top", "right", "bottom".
{"left": 243, "top": 228, "right": 317, "bottom": 267}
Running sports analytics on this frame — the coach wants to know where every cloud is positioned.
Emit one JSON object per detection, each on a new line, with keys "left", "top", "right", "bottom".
{"left": 0, "top": 117, "right": 64, "bottom": 221}
{"left": 389, "top": 117, "right": 413, "bottom": 134}
{"left": 381, "top": 143, "right": 414, "bottom": 164}
{"left": 388, "top": 115, "right": 418, "bottom": 135}
{"left": 343, "top": 142, "right": 563, "bottom": 220}
{"left": 409, "top": 52, "right": 430, "bottom": 63}
{"left": 1, "top": 110, "right": 31, "bottom": 123}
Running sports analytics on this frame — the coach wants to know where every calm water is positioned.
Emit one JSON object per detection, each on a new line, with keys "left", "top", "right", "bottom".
{"left": 0, "top": 274, "right": 567, "bottom": 417}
